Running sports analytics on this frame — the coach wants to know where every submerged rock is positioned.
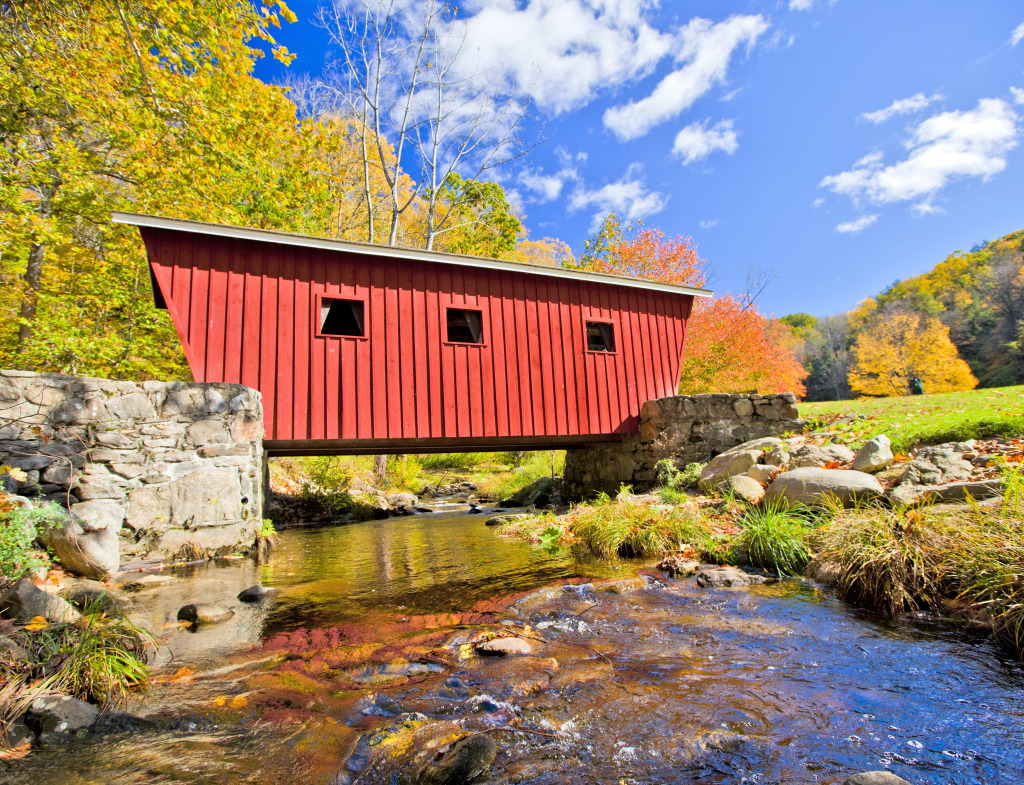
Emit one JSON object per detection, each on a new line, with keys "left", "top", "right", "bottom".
{"left": 121, "top": 573, "right": 178, "bottom": 591}
{"left": 842, "top": 773, "right": 912, "bottom": 785}
{"left": 656, "top": 556, "right": 700, "bottom": 578}
{"left": 25, "top": 695, "right": 100, "bottom": 743}
{"left": 60, "top": 580, "right": 132, "bottom": 613}
{"left": 237, "top": 584, "right": 277, "bottom": 603}
{"left": 475, "top": 636, "right": 537, "bottom": 656}
{"left": 484, "top": 513, "right": 531, "bottom": 527}
{"left": 0, "top": 578, "right": 80, "bottom": 623}
{"left": 696, "top": 566, "right": 767, "bottom": 588}
{"left": 177, "top": 603, "right": 234, "bottom": 625}
{"left": 413, "top": 732, "right": 496, "bottom": 785}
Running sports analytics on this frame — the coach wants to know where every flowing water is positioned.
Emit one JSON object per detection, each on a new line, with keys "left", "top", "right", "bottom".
{"left": 6, "top": 510, "right": 1024, "bottom": 785}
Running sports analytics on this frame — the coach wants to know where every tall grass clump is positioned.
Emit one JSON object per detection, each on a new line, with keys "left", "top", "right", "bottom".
{"left": 570, "top": 492, "right": 714, "bottom": 559}
{"left": 0, "top": 595, "right": 154, "bottom": 735}
{"left": 811, "top": 503, "right": 954, "bottom": 616}
{"left": 478, "top": 450, "right": 563, "bottom": 501}
{"left": 737, "top": 500, "right": 816, "bottom": 576}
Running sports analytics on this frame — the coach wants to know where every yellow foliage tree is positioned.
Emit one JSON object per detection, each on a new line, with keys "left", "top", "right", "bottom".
{"left": 848, "top": 308, "right": 978, "bottom": 397}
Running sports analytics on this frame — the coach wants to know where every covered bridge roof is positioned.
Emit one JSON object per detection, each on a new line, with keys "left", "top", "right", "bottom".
{"left": 111, "top": 212, "right": 713, "bottom": 298}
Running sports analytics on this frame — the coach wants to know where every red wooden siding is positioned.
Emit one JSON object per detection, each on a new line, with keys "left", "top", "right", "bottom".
{"left": 140, "top": 227, "right": 695, "bottom": 448}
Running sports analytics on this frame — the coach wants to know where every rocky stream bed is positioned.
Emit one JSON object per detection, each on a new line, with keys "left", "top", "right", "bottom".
{"left": 4, "top": 506, "right": 1024, "bottom": 785}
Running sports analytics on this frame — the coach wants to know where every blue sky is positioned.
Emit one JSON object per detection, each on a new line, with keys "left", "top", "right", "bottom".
{"left": 254, "top": 1, "right": 1024, "bottom": 319}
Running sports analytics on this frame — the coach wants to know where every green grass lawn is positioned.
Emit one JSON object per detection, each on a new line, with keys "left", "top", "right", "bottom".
{"left": 799, "top": 385, "right": 1024, "bottom": 453}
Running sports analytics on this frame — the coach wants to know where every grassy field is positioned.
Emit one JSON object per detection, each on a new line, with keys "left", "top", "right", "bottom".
{"left": 799, "top": 385, "right": 1024, "bottom": 453}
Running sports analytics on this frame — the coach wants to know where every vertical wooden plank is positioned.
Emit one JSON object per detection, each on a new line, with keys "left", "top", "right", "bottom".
{"left": 609, "top": 288, "right": 632, "bottom": 432}
{"left": 370, "top": 256, "right": 387, "bottom": 439}
{"left": 292, "top": 246, "right": 311, "bottom": 440}
{"left": 535, "top": 277, "right": 557, "bottom": 435}
{"left": 275, "top": 247, "right": 295, "bottom": 441}
{"left": 644, "top": 289, "right": 668, "bottom": 399}
{"left": 425, "top": 264, "right": 443, "bottom": 437}
{"left": 596, "top": 284, "right": 620, "bottom": 433}
{"left": 440, "top": 266, "right": 457, "bottom": 438}
{"left": 411, "top": 263, "right": 429, "bottom": 438}
{"left": 487, "top": 272, "right": 509, "bottom": 437}
{"left": 632, "top": 285, "right": 653, "bottom": 409}
{"left": 473, "top": 270, "right": 497, "bottom": 438}
{"left": 523, "top": 276, "right": 544, "bottom": 435}
{"left": 223, "top": 240, "right": 246, "bottom": 386}
{"left": 353, "top": 253, "right": 373, "bottom": 440}
{"left": 568, "top": 280, "right": 588, "bottom": 435}
{"left": 547, "top": 280, "right": 568, "bottom": 435}
{"left": 204, "top": 236, "right": 228, "bottom": 383}
{"left": 325, "top": 252, "right": 342, "bottom": 440}
{"left": 310, "top": 250, "right": 326, "bottom": 440}
{"left": 617, "top": 285, "right": 640, "bottom": 428}
{"left": 258, "top": 243, "right": 279, "bottom": 440}
{"left": 395, "top": 261, "right": 413, "bottom": 437}
{"left": 452, "top": 268, "right": 471, "bottom": 438}
{"left": 501, "top": 273, "right": 522, "bottom": 436}
{"left": 188, "top": 234, "right": 210, "bottom": 381}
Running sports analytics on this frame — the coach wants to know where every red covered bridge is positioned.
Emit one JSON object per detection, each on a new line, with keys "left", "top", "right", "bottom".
{"left": 114, "top": 213, "right": 712, "bottom": 456}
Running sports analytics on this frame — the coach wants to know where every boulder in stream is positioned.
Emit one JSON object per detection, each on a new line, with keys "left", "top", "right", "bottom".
{"left": 177, "top": 603, "right": 234, "bottom": 625}
{"left": 475, "top": 636, "right": 537, "bottom": 656}
{"left": 696, "top": 566, "right": 767, "bottom": 588}
{"left": 842, "top": 773, "right": 912, "bottom": 785}
{"left": 237, "top": 584, "right": 277, "bottom": 603}
{"left": 25, "top": 695, "right": 100, "bottom": 743}
{"left": 0, "top": 578, "right": 80, "bottom": 623}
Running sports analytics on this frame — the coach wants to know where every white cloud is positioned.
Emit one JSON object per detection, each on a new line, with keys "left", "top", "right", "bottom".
{"left": 821, "top": 98, "right": 1020, "bottom": 213}
{"left": 602, "top": 15, "right": 768, "bottom": 141}
{"left": 1012, "top": 87, "right": 1024, "bottom": 106}
{"left": 518, "top": 170, "right": 566, "bottom": 202}
{"left": 860, "top": 93, "right": 944, "bottom": 124}
{"left": 455, "top": 0, "right": 675, "bottom": 114}
{"left": 789, "top": 0, "right": 815, "bottom": 9}
{"left": 671, "top": 119, "right": 739, "bottom": 164}
{"left": 811, "top": 197, "right": 825, "bottom": 208}
{"left": 699, "top": 219, "right": 719, "bottom": 230}
{"left": 567, "top": 163, "right": 668, "bottom": 229}
{"left": 835, "top": 214, "right": 878, "bottom": 234}
{"left": 1011, "top": 22, "right": 1024, "bottom": 46}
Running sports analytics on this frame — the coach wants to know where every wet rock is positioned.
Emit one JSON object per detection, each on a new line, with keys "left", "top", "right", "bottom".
{"left": 0, "top": 578, "right": 81, "bottom": 623}
{"left": 437, "top": 676, "right": 470, "bottom": 701}
{"left": 696, "top": 566, "right": 767, "bottom": 588}
{"left": 387, "top": 491, "right": 419, "bottom": 513}
{"left": 476, "top": 636, "right": 537, "bottom": 656}
{"left": 717, "top": 474, "right": 765, "bottom": 504}
{"left": 906, "top": 445, "right": 973, "bottom": 485}
{"left": 60, "top": 580, "right": 132, "bottom": 613}
{"left": 237, "top": 584, "right": 277, "bottom": 602}
{"left": 657, "top": 556, "right": 700, "bottom": 577}
{"left": 484, "top": 513, "right": 531, "bottom": 527}
{"left": 177, "top": 603, "right": 234, "bottom": 625}
{"left": 353, "top": 692, "right": 402, "bottom": 718}
{"left": 887, "top": 479, "right": 1004, "bottom": 507}
{"left": 412, "top": 732, "right": 496, "bottom": 785}
{"left": 788, "top": 442, "right": 856, "bottom": 468}
{"left": 852, "top": 435, "right": 894, "bottom": 473}
{"left": 25, "top": 695, "right": 100, "bottom": 743}
{"left": 121, "top": 573, "right": 178, "bottom": 590}
{"left": 3, "top": 714, "right": 35, "bottom": 748}
{"left": 763, "top": 468, "right": 884, "bottom": 507}
{"left": 806, "top": 556, "right": 843, "bottom": 585}
{"left": 43, "top": 504, "right": 120, "bottom": 580}
{"left": 594, "top": 577, "right": 647, "bottom": 594}
{"left": 843, "top": 773, "right": 912, "bottom": 785}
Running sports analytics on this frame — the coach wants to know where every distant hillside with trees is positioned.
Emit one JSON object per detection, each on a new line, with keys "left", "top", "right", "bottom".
{"left": 785, "top": 229, "right": 1024, "bottom": 400}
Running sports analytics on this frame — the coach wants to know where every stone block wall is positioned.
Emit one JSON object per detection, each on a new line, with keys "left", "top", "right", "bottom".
{"left": 0, "top": 370, "right": 264, "bottom": 567}
{"left": 563, "top": 393, "right": 803, "bottom": 498}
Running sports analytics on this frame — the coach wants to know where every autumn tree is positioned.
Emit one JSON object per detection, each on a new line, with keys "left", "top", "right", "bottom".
{"left": 780, "top": 312, "right": 853, "bottom": 401}
{"left": 573, "top": 214, "right": 805, "bottom": 396}
{"left": 847, "top": 303, "right": 978, "bottom": 397}
{"left": 0, "top": 0, "right": 335, "bottom": 378}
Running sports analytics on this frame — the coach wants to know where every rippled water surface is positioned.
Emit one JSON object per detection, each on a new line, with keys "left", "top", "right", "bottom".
{"left": 6, "top": 511, "right": 1024, "bottom": 785}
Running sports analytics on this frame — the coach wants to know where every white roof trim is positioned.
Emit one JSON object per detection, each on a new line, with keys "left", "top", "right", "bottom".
{"left": 112, "top": 212, "right": 713, "bottom": 298}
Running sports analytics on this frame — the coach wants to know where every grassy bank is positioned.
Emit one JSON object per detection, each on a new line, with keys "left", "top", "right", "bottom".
{"left": 800, "top": 385, "right": 1024, "bottom": 453}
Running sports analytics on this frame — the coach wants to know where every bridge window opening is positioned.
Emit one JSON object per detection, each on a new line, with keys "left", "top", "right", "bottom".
{"left": 586, "top": 320, "right": 615, "bottom": 352}
{"left": 446, "top": 308, "right": 484, "bottom": 344}
{"left": 320, "top": 298, "right": 365, "bottom": 337}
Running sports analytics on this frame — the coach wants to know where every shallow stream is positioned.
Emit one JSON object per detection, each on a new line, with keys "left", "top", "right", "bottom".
{"left": 6, "top": 510, "right": 1024, "bottom": 784}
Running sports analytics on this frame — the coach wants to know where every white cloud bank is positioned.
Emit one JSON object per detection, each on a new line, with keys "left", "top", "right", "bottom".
{"left": 567, "top": 163, "right": 668, "bottom": 229}
{"left": 821, "top": 98, "right": 1020, "bottom": 213}
{"left": 1011, "top": 21, "right": 1024, "bottom": 46}
{"left": 602, "top": 15, "right": 768, "bottom": 141}
{"left": 860, "top": 93, "right": 944, "bottom": 124}
{"left": 1012, "top": 87, "right": 1024, "bottom": 106}
{"left": 672, "top": 119, "right": 739, "bottom": 164}
{"left": 835, "top": 214, "right": 878, "bottom": 234}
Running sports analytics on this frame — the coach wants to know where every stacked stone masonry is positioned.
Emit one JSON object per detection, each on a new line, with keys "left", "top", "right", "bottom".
{"left": 0, "top": 370, "right": 264, "bottom": 564}
{"left": 563, "top": 393, "right": 804, "bottom": 498}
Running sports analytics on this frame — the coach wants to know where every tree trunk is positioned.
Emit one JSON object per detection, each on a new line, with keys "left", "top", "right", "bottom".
{"left": 18, "top": 241, "right": 47, "bottom": 351}
{"left": 374, "top": 453, "right": 387, "bottom": 485}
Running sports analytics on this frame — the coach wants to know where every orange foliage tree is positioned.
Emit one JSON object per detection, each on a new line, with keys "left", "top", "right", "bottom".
{"left": 573, "top": 214, "right": 807, "bottom": 396}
